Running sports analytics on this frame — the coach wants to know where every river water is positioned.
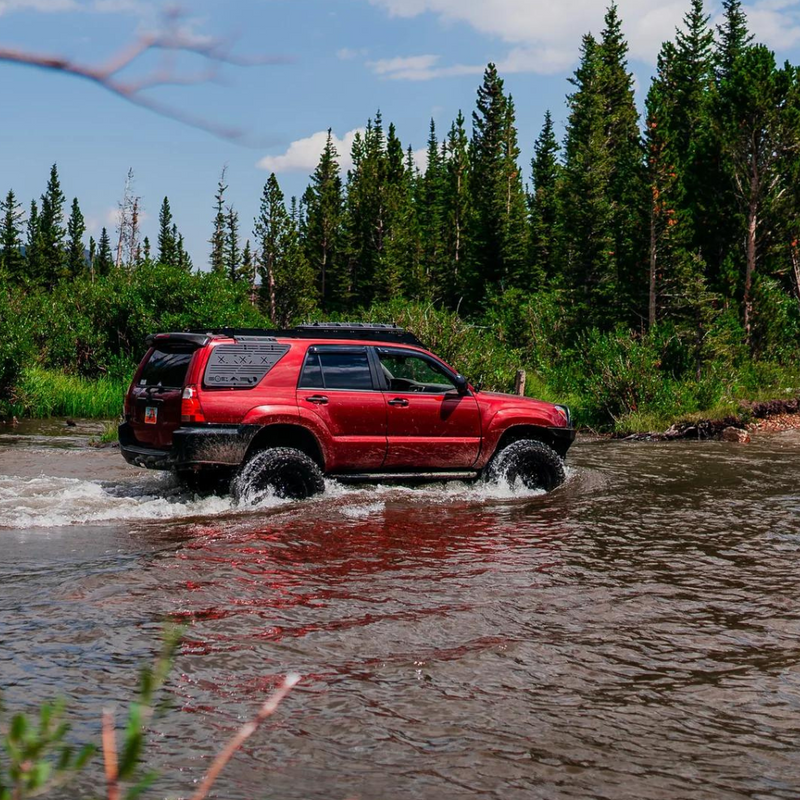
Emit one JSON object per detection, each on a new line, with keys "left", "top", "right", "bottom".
{"left": 2, "top": 420, "right": 800, "bottom": 799}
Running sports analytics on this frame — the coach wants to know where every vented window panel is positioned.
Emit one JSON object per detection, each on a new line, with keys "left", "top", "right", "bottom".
{"left": 203, "top": 342, "right": 290, "bottom": 388}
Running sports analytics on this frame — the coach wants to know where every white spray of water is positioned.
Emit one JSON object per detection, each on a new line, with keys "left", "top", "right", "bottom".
{"left": 0, "top": 468, "right": 572, "bottom": 531}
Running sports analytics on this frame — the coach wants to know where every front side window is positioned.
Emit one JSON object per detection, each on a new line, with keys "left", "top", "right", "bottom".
{"left": 378, "top": 351, "right": 456, "bottom": 394}
{"left": 299, "top": 349, "right": 374, "bottom": 390}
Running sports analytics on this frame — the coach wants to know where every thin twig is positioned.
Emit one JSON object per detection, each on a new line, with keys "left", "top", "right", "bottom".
{"left": 101, "top": 708, "right": 120, "bottom": 800}
{"left": 189, "top": 673, "right": 301, "bottom": 800}
{"left": 0, "top": 10, "right": 289, "bottom": 142}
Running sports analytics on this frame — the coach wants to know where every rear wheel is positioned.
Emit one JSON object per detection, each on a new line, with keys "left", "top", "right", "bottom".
{"left": 485, "top": 439, "right": 565, "bottom": 492}
{"left": 231, "top": 447, "right": 325, "bottom": 503}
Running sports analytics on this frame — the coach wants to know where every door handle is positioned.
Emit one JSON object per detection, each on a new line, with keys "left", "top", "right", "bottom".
{"left": 388, "top": 398, "right": 409, "bottom": 407}
{"left": 305, "top": 395, "right": 329, "bottom": 405}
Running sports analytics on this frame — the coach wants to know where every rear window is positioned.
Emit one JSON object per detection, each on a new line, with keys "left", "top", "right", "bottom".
{"left": 138, "top": 348, "right": 194, "bottom": 388}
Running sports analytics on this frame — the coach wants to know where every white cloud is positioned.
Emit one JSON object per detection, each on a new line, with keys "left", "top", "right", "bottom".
{"left": 337, "top": 46, "right": 369, "bottom": 60}
{"left": 367, "top": 53, "right": 482, "bottom": 80}
{"left": 0, "top": 0, "right": 153, "bottom": 15}
{"left": 0, "top": 0, "right": 77, "bottom": 13}
{"left": 367, "top": 0, "right": 800, "bottom": 76}
{"left": 257, "top": 128, "right": 366, "bottom": 173}
{"left": 0, "top": 0, "right": 152, "bottom": 15}
{"left": 411, "top": 147, "right": 427, "bottom": 171}
{"left": 747, "top": 1, "right": 800, "bottom": 50}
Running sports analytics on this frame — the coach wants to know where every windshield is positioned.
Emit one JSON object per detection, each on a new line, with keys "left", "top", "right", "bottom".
{"left": 138, "top": 347, "right": 194, "bottom": 388}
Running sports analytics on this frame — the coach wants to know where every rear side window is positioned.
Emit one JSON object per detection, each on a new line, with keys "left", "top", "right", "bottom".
{"left": 138, "top": 348, "right": 194, "bottom": 388}
{"left": 299, "top": 349, "right": 374, "bottom": 390}
{"left": 204, "top": 342, "right": 290, "bottom": 388}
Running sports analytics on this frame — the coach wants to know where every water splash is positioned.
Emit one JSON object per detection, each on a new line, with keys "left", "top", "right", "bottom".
{"left": 0, "top": 467, "right": 572, "bottom": 530}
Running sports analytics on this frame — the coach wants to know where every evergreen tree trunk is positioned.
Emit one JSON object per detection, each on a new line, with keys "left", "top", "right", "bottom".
{"left": 649, "top": 205, "right": 657, "bottom": 328}
{"left": 744, "top": 189, "right": 758, "bottom": 342}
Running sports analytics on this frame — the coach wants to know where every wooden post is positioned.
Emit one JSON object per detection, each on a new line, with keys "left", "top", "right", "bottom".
{"left": 514, "top": 369, "right": 526, "bottom": 397}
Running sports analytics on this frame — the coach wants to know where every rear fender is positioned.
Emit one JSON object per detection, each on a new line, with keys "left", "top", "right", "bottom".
{"left": 242, "top": 405, "right": 331, "bottom": 469}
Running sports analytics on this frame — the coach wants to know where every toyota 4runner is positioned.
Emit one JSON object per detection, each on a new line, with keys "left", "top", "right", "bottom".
{"left": 119, "top": 324, "right": 575, "bottom": 500}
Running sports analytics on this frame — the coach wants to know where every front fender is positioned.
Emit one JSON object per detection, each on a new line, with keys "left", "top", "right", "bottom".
{"left": 478, "top": 407, "right": 568, "bottom": 469}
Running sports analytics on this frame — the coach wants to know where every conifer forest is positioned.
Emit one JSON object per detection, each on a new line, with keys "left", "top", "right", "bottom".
{"left": 3, "top": 0, "right": 800, "bottom": 431}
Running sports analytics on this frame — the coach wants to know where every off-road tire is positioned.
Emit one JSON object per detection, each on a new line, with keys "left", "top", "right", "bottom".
{"left": 485, "top": 439, "right": 566, "bottom": 492}
{"left": 231, "top": 447, "right": 325, "bottom": 502}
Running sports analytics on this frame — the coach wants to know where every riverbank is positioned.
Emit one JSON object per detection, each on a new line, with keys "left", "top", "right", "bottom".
{"left": 4, "top": 364, "right": 800, "bottom": 445}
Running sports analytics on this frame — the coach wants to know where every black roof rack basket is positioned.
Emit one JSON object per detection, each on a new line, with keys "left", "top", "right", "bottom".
{"left": 187, "top": 323, "right": 425, "bottom": 348}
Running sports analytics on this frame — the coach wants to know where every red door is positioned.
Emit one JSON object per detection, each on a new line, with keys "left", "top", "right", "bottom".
{"left": 297, "top": 346, "right": 387, "bottom": 471}
{"left": 376, "top": 348, "right": 481, "bottom": 469}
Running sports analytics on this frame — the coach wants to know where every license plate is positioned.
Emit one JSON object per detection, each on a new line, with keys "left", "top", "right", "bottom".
{"left": 144, "top": 406, "right": 158, "bottom": 424}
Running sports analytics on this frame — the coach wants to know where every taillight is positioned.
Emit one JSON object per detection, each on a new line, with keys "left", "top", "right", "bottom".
{"left": 181, "top": 385, "right": 206, "bottom": 423}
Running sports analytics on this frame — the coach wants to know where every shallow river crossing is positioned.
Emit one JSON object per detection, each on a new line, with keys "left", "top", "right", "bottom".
{"left": 2, "top": 420, "right": 800, "bottom": 799}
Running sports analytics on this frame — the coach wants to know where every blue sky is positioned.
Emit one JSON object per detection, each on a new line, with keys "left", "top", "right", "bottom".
{"left": 3, "top": 0, "right": 800, "bottom": 268}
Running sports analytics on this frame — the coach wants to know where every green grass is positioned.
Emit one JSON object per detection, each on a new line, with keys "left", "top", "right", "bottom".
{"left": 1, "top": 366, "right": 127, "bottom": 419}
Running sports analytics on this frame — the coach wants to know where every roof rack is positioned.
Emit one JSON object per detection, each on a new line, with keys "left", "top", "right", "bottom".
{"left": 187, "top": 323, "right": 426, "bottom": 348}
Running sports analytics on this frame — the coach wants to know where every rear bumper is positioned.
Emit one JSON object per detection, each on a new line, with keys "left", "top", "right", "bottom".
{"left": 119, "top": 422, "right": 257, "bottom": 472}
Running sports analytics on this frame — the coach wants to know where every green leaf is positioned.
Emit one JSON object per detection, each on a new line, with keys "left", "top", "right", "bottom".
{"left": 74, "top": 743, "right": 96, "bottom": 770}
{"left": 124, "top": 770, "right": 158, "bottom": 800}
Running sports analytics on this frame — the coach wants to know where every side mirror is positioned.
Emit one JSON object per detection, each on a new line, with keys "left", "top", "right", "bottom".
{"left": 453, "top": 374, "right": 469, "bottom": 396}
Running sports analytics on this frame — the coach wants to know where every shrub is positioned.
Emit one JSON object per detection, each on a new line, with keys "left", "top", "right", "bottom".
{"left": 0, "top": 286, "right": 36, "bottom": 402}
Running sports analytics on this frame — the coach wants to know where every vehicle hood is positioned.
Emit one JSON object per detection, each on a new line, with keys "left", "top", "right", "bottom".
{"left": 474, "top": 391, "right": 568, "bottom": 427}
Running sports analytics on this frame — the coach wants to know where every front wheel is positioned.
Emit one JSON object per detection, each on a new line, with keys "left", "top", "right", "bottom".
{"left": 485, "top": 439, "right": 566, "bottom": 492}
{"left": 231, "top": 447, "right": 325, "bottom": 503}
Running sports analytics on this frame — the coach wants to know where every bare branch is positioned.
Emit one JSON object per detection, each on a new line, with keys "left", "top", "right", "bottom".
{"left": 0, "top": 11, "right": 290, "bottom": 143}
{"left": 101, "top": 708, "right": 120, "bottom": 800}
{"left": 189, "top": 673, "right": 301, "bottom": 800}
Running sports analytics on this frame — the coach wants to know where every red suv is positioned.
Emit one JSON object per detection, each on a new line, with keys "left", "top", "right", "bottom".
{"left": 119, "top": 324, "right": 575, "bottom": 499}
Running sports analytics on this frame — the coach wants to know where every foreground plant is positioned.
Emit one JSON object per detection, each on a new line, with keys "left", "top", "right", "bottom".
{"left": 0, "top": 628, "right": 300, "bottom": 799}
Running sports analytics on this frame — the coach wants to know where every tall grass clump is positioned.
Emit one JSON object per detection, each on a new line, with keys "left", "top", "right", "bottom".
{"left": 2, "top": 367, "right": 127, "bottom": 419}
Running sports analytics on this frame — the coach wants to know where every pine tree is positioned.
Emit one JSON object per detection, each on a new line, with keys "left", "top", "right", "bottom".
{"left": 559, "top": 7, "right": 646, "bottom": 330}
{"left": 529, "top": 111, "right": 561, "bottom": 284}
{"left": 254, "top": 173, "right": 317, "bottom": 326}
{"left": 716, "top": 0, "right": 753, "bottom": 80}
{"left": 470, "top": 64, "right": 528, "bottom": 301}
{"left": 645, "top": 41, "right": 709, "bottom": 334}
{"left": 672, "top": 0, "right": 716, "bottom": 242}
{"left": 419, "top": 119, "right": 447, "bottom": 298}
{"left": 439, "top": 111, "right": 474, "bottom": 308}
{"left": 157, "top": 197, "right": 177, "bottom": 267}
{"left": 240, "top": 239, "right": 255, "bottom": 288}
{"left": 88, "top": 236, "right": 96, "bottom": 280}
{"left": 210, "top": 167, "right": 228, "bottom": 275}
{"left": 115, "top": 169, "right": 139, "bottom": 268}
{"left": 26, "top": 200, "right": 44, "bottom": 284}
{"left": 598, "top": 4, "right": 647, "bottom": 321}
{"left": 374, "top": 122, "right": 410, "bottom": 300}
{"left": 226, "top": 206, "right": 240, "bottom": 281}
{"left": 304, "top": 131, "right": 343, "bottom": 309}
{"left": 176, "top": 230, "right": 192, "bottom": 271}
{"left": 39, "top": 163, "right": 66, "bottom": 286}
{"left": 714, "top": 46, "right": 794, "bottom": 344}
{"left": 699, "top": 0, "right": 755, "bottom": 299}
{"left": 66, "top": 198, "right": 86, "bottom": 278}
{"left": 96, "top": 227, "right": 113, "bottom": 277}
{"left": 0, "top": 189, "right": 25, "bottom": 282}
{"left": 340, "top": 114, "right": 391, "bottom": 306}
{"left": 559, "top": 34, "right": 617, "bottom": 328}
